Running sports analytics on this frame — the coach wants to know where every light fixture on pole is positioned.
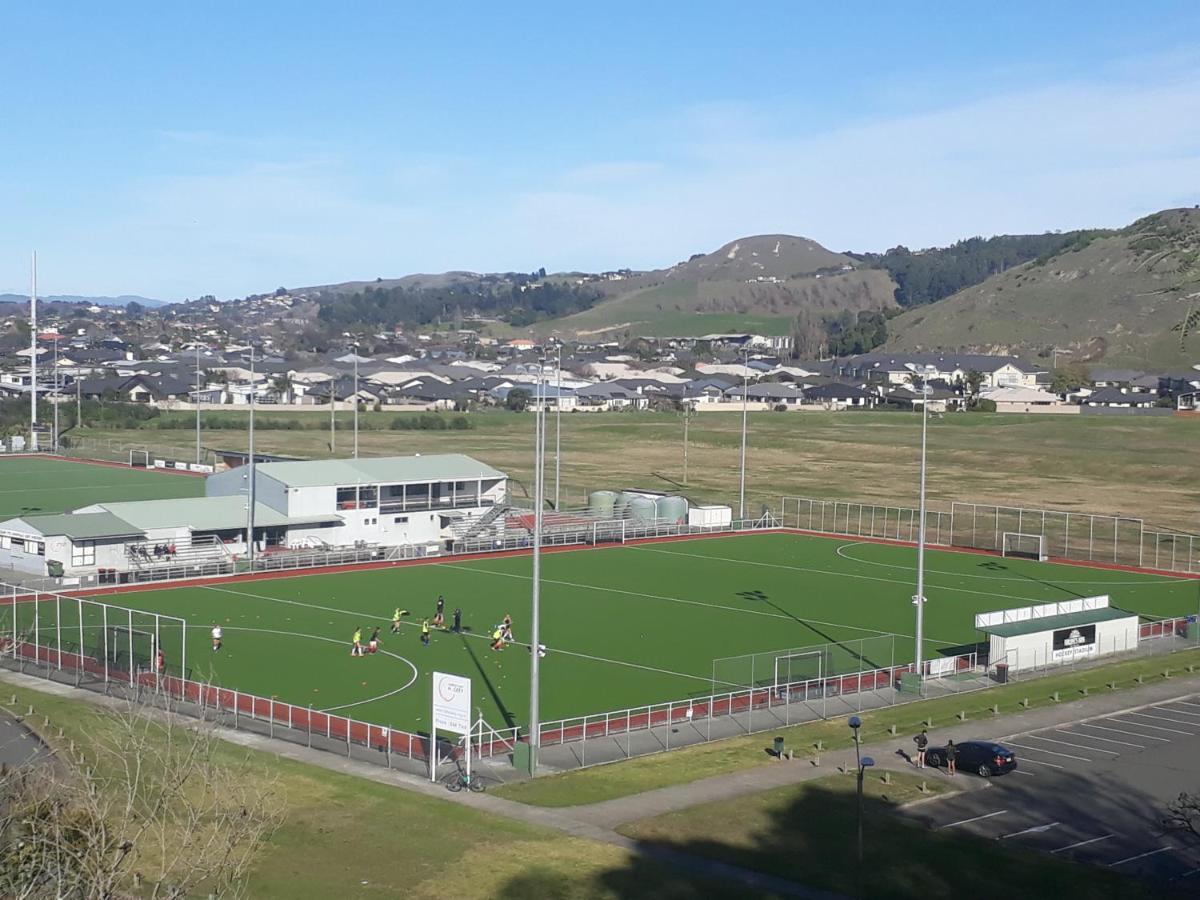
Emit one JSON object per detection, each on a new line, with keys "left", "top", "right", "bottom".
{"left": 352, "top": 344, "right": 360, "bottom": 459}
{"left": 738, "top": 345, "right": 749, "bottom": 521}
{"left": 904, "top": 363, "right": 938, "bottom": 686}
{"left": 527, "top": 359, "right": 546, "bottom": 774}
{"left": 847, "top": 715, "right": 875, "bottom": 865}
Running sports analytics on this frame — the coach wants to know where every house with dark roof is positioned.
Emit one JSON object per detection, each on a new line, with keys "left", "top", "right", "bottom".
{"left": 575, "top": 383, "right": 647, "bottom": 411}
{"left": 802, "top": 383, "right": 877, "bottom": 408}
{"left": 1081, "top": 388, "right": 1156, "bottom": 409}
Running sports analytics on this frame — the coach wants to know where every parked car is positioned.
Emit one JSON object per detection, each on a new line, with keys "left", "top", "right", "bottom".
{"left": 926, "top": 741, "right": 1017, "bottom": 777}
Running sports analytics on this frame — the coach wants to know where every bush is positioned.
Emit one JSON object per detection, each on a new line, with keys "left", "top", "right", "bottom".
{"left": 974, "top": 398, "right": 997, "bottom": 413}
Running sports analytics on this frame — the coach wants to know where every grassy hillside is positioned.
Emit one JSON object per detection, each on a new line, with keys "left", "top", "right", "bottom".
{"left": 886, "top": 208, "right": 1200, "bottom": 368}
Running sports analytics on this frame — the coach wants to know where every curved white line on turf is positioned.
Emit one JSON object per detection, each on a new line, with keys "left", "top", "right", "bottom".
{"left": 832, "top": 541, "right": 1189, "bottom": 586}
{"left": 205, "top": 625, "right": 418, "bottom": 712}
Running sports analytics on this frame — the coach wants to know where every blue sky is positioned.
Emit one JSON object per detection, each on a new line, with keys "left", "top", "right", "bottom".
{"left": 2, "top": 2, "right": 1199, "bottom": 299}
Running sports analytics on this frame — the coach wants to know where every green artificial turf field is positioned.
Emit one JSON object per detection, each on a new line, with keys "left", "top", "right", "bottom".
{"left": 11, "top": 532, "right": 1198, "bottom": 734}
{"left": 0, "top": 456, "right": 204, "bottom": 518}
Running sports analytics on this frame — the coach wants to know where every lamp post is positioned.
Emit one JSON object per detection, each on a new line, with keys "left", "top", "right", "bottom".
{"left": 29, "top": 251, "right": 37, "bottom": 452}
{"left": 848, "top": 715, "right": 875, "bottom": 865}
{"left": 352, "top": 344, "right": 359, "bottom": 459}
{"left": 738, "top": 346, "right": 749, "bottom": 521}
{"left": 195, "top": 344, "right": 202, "bottom": 465}
{"left": 528, "top": 359, "right": 546, "bottom": 773}
{"left": 554, "top": 342, "right": 562, "bottom": 510}
{"left": 245, "top": 345, "right": 257, "bottom": 567}
{"left": 904, "top": 363, "right": 938, "bottom": 683}
{"left": 52, "top": 336, "right": 59, "bottom": 452}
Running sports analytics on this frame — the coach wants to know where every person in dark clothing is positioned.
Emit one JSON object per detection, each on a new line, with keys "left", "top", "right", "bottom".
{"left": 913, "top": 729, "right": 928, "bottom": 768}
{"left": 946, "top": 739, "right": 957, "bottom": 777}
{"left": 452, "top": 608, "right": 462, "bottom": 633}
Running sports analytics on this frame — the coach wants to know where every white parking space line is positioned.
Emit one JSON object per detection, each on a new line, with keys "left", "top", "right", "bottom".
{"left": 1012, "top": 770, "right": 1036, "bottom": 777}
{"left": 1154, "top": 705, "right": 1200, "bottom": 719}
{"left": 1055, "top": 729, "right": 1143, "bottom": 749}
{"left": 1077, "top": 722, "right": 1170, "bottom": 742}
{"left": 1014, "top": 757, "right": 1065, "bottom": 769}
{"left": 1112, "top": 715, "right": 1197, "bottom": 735}
{"left": 1121, "top": 711, "right": 1200, "bottom": 728}
{"left": 1005, "top": 742, "right": 1091, "bottom": 762}
{"left": 1172, "top": 700, "right": 1200, "bottom": 710}
{"left": 1108, "top": 847, "right": 1173, "bottom": 867}
{"left": 1020, "top": 734, "right": 1118, "bottom": 755}
{"left": 1052, "top": 834, "right": 1115, "bottom": 854}
{"left": 1000, "top": 822, "right": 1060, "bottom": 839}
{"left": 937, "top": 810, "right": 1008, "bottom": 830}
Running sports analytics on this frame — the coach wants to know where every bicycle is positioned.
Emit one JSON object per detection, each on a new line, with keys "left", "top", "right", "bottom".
{"left": 440, "top": 759, "right": 486, "bottom": 793}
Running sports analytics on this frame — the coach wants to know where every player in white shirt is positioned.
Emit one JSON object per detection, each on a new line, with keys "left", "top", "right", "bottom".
{"left": 211, "top": 624, "right": 223, "bottom": 652}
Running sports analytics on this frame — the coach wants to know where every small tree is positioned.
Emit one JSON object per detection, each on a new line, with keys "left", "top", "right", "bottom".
{"left": 505, "top": 388, "right": 531, "bottom": 412}
{"left": 1164, "top": 791, "right": 1200, "bottom": 841}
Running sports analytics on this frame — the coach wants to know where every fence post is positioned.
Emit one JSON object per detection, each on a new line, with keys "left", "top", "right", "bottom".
{"left": 308, "top": 705, "right": 313, "bottom": 748}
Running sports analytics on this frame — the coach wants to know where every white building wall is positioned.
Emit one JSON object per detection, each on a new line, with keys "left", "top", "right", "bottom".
{"left": 288, "top": 485, "right": 337, "bottom": 517}
{"left": 993, "top": 615, "right": 1140, "bottom": 672}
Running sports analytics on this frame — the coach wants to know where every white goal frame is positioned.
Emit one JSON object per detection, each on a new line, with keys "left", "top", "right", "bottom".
{"left": 129, "top": 448, "right": 151, "bottom": 468}
{"left": 773, "top": 650, "right": 824, "bottom": 697}
{"left": 1001, "top": 531, "right": 1047, "bottom": 561}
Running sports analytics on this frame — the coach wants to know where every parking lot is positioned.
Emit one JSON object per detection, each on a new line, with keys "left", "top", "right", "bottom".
{"left": 900, "top": 693, "right": 1200, "bottom": 887}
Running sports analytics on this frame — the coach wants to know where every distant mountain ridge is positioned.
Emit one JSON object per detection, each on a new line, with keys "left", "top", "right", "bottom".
{"left": 0, "top": 293, "right": 169, "bottom": 309}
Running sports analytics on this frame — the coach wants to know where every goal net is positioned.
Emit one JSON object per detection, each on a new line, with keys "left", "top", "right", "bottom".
{"left": 129, "top": 449, "right": 151, "bottom": 468}
{"left": 1001, "top": 532, "right": 1047, "bottom": 561}
{"left": 105, "top": 625, "right": 156, "bottom": 675}
{"left": 773, "top": 650, "right": 824, "bottom": 697}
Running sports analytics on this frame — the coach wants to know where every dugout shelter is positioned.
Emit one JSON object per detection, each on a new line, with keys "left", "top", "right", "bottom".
{"left": 977, "top": 595, "right": 1140, "bottom": 675}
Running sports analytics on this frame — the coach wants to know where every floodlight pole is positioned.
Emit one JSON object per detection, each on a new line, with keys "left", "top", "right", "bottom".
{"left": 329, "top": 377, "right": 336, "bottom": 455}
{"left": 738, "top": 346, "right": 749, "bottom": 521}
{"left": 353, "top": 345, "right": 359, "bottom": 459}
{"left": 52, "top": 337, "right": 59, "bottom": 452}
{"left": 554, "top": 343, "right": 561, "bottom": 510}
{"left": 682, "top": 407, "right": 692, "bottom": 486}
{"left": 528, "top": 360, "right": 545, "bottom": 771}
{"left": 245, "top": 346, "right": 257, "bottom": 567}
{"left": 907, "top": 364, "right": 937, "bottom": 678}
{"left": 195, "top": 344, "right": 202, "bottom": 465}
{"left": 29, "top": 251, "right": 37, "bottom": 451}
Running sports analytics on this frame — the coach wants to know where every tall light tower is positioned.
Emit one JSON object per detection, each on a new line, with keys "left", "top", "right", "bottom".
{"left": 527, "top": 360, "right": 546, "bottom": 772}
{"left": 554, "top": 342, "right": 562, "bottom": 509}
{"left": 905, "top": 363, "right": 938, "bottom": 682}
{"left": 29, "top": 252, "right": 37, "bottom": 451}
{"left": 51, "top": 336, "right": 59, "bottom": 452}
{"left": 738, "top": 345, "right": 750, "bottom": 520}
{"left": 245, "top": 346, "right": 257, "bottom": 567}
{"left": 195, "top": 344, "right": 203, "bottom": 465}
{"left": 352, "top": 344, "right": 360, "bottom": 459}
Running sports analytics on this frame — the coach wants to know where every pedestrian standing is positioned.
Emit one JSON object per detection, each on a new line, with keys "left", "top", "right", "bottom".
{"left": 452, "top": 607, "right": 462, "bottom": 633}
{"left": 913, "top": 728, "right": 928, "bottom": 768}
{"left": 946, "top": 739, "right": 957, "bottom": 777}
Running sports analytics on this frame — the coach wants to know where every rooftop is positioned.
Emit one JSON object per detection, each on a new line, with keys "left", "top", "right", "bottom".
{"left": 978, "top": 606, "right": 1136, "bottom": 638}
{"left": 253, "top": 453, "right": 505, "bottom": 488}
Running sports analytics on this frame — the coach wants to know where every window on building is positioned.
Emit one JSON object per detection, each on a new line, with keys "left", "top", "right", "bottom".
{"left": 335, "top": 486, "right": 358, "bottom": 509}
{"left": 36, "top": 542, "right": 45, "bottom": 556}
{"left": 359, "top": 486, "right": 378, "bottom": 508}
{"left": 394, "top": 516, "right": 408, "bottom": 524}
{"left": 71, "top": 540, "right": 96, "bottom": 567}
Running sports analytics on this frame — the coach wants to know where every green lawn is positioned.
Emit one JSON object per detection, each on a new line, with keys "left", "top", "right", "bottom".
{"left": 0, "top": 456, "right": 204, "bottom": 518}
{"left": 617, "top": 772, "right": 1169, "bottom": 900}
{"left": 20, "top": 531, "right": 1196, "bottom": 736}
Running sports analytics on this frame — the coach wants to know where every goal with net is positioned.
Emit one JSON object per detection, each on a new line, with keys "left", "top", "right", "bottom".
{"left": 772, "top": 649, "right": 825, "bottom": 698}
{"left": 1001, "top": 532, "right": 1047, "bottom": 561}
{"left": 129, "top": 449, "right": 151, "bottom": 468}
{"left": 104, "top": 625, "right": 156, "bottom": 675}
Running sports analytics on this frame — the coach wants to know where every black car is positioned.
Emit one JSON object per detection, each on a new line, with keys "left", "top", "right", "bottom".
{"left": 926, "top": 741, "right": 1017, "bottom": 777}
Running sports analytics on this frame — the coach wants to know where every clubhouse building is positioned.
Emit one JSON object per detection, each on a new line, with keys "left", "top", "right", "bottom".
{"left": 0, "top": 454, "right": 507, "bottom": 581}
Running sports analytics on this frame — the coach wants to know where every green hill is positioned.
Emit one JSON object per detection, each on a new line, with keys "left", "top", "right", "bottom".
{"left": 886, "top": 208, "right": 1200, "bottom": 368}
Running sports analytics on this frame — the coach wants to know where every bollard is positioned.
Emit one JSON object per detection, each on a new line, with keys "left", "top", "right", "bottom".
{"left": 1188, "top": 665, "right": 1196, "bottom": 674}
{"left": 8, "top": 695, "right": 15, "bottom": 705}
{"left": 957, "top": 710, "right": 967, "bottom": 721}
{"left": 882, "top": 770, "right": 891, "bottom": 785}
{"left": 1081, "top": 687, "right": 1089, "bottom": 696}
{"left": 1163, "top": 669, "right": 1171, "bottom": 679}
{"left": 812, "top": 754, "right": 820, "bottom": 767}
{"left": 920, "top": 780, "right": 928, "bottom": 794}
{"left": 991, "top": 704, "right": 999, "bottom": 715}
{"left": 815, "top": 740, "right": 823, "bottom": 752}
{"left": 924, "top": 717, "right": 932, "bottom": 727}
{"left": 26, "top": 705, "right": 33, "bottom": 716}
{"left": 1136, "top": 675, "right": 1144, "bottom": 684}
{"left": 888, "top": 725, "right": 896, "bottom": 736}
{"left": 1051, "top": 691, "right": 1059, "bottom": 702}
{"left": 1021, "top": 698, "right": 1029, "bottom": 708}
{"left": 1108, "top": 681, "right": 1117, "bottom": 690}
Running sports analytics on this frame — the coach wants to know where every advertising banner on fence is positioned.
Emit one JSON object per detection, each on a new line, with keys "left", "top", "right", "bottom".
{"left": 432, "top": 671, "right": 471, "bottom": 734}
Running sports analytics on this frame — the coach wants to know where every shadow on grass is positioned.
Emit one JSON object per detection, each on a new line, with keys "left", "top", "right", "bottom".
{"left": 460, "top": 633, "right": 516, "bottom": 729}
{"left": 496, "top": 770, "right": 1196, "bottom": 900}
{"left": 734, "top": 588, "right": 890, "bottom": 671}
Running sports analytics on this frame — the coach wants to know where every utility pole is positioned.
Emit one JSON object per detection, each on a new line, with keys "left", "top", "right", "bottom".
{"left": 528, "top": 360, "right": 545, "bottom": 773}
{"left": 329, "top": 378, "right": 336, "bottom": 455}
{"left": 29, "top": 251, "right": 37, "bottom": 451}
{"left": 75, "top": 374, "right": 81, "bottom": 430}
{"left": 245, "top": 346, "right": 257, "bottom": 567}
{"left": 52, "top": 336, "right": 59, "bottom": 451}
{"left": 682, "top": 406, "right": 693, "bottom": 485}
{"left": 904, "top": 363, "right": 937, "bottom": 681}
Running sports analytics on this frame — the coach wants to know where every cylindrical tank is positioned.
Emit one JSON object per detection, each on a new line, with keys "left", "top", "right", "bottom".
{"left": 613, "top": 493, "right": 631, "bottom": 518}
{"left": 628, "top": 496, "right": 657, "bottom": 523}
{"left": 655, "top": 495, "right": 689, "bottom": 525}
{"left": 588, "top": 490, "right": 617, "bottom": 519}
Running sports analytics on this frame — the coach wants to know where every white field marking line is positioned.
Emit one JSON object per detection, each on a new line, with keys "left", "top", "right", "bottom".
{"left": 936, "top": 810, "right": 1008, "bottom": 830}
{"left": 1014, "top": 757, "right": 1064, "bottom": 769}
{"left": 1055, "top": 729, "right": 1144, "bottom": 749}
{"left": 1180, "top": 867, "right": 1200, "bottom": 879}
{"left": 1000, "top": 822, "right": 1061, "bottom": 839}
{"left": 1052, "top": 834, "right": 1115, "bottom": 854}
{"left": 1107, "top": 717, "right": 1195, "bottom": 736}
{"left": 1074, "top": 722, "right": 1170, "bottom": 743}
{"left": 1004, "top": 742, "right": 1091, "bottom": 762}
{"left": 1018, "top": 734, "right": 1119, "bottom": 755}
{"left": 216, "top": 625, "right": 419, "bottom": 712}
{"left": 1120, "top": 711, "right": 1200, "bottom": 728}
{"left": 833, "top": 542, "right": 1189, "bottom": 586}
{"left": 433, "top": 561, "right": 910, "bottom": 640}
{"left": 202, "top": 585, "right": 717, "bottom": 687}
{"left": 633, "top": 543, "right": 1065, "bottom": 606}
{"left": 1108, "top": 847, "right": 1173, "bottom": 867}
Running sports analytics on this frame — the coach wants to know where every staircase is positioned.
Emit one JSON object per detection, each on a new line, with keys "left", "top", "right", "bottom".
{"left": 447, "top": 503, "right": 510, "bottom": 543}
